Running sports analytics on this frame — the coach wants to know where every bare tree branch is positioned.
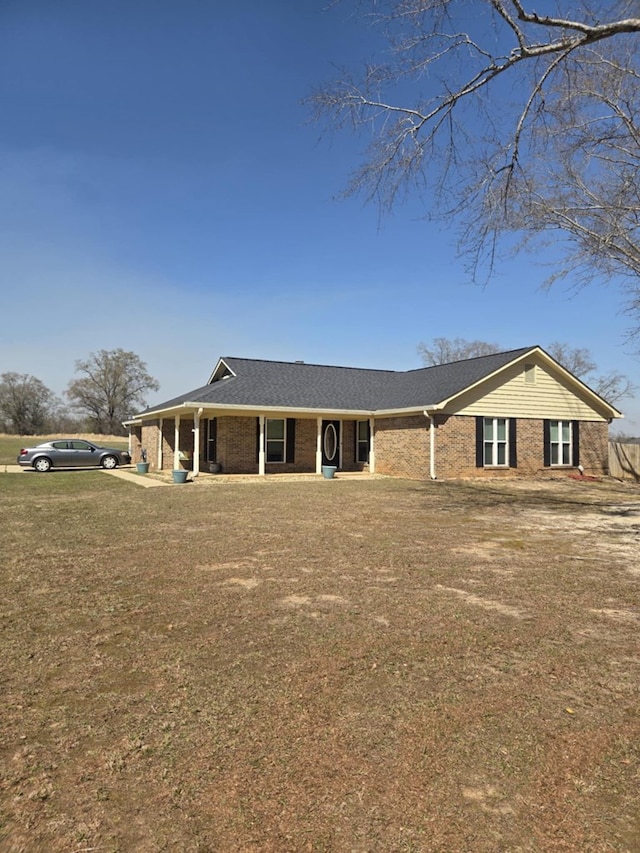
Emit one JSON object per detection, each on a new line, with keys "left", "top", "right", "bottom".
{"left": 309, "top": 1, "right": 640, "bottom": 335}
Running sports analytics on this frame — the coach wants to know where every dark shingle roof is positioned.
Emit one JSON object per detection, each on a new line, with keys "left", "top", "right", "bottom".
{"left": 139, "top": 347, "right": 536, "bottom": 416}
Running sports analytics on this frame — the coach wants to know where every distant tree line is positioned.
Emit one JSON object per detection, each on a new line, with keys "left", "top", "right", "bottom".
{"left": 0, "top": 349, "right": 159, "bottom": 436}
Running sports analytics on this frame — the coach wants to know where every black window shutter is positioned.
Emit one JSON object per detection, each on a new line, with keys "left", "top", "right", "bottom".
{"left": 509, "top": 418, "right": 517, "bottom": 468}
{"left": 572, "top": 421, "right": 580, "bottom": 467}
{"left": 475, "top": 417, "right": 484, "bottom": 468}
{"left": 256, "top": 417, "right": 260, "bottom": 463}
{"left": 543, "top": 420, "right": 551, "bottom": 467}
{"left": 286, "top": 418, "right": 295, "bottom": 463}
{"left": 209, "top": 418, "right": 217, "bottom": 462}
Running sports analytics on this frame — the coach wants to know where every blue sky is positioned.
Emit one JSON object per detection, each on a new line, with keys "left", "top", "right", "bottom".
{"left": 1, "top": 0, "right": 638, "bottom": 433}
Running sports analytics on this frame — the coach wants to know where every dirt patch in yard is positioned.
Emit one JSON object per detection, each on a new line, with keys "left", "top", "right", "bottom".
{"left": 1, "top": 473, "right": 639, "bottom": 851}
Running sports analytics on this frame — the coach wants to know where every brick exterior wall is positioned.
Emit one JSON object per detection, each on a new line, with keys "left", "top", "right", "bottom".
{"left": 133, "top": 413, "right": 610, "bottom": 479}
{"left": 374, "top": 413, "right": 610, "bottom": 479}
{"left": 130, "top": 425, "right": 143, "bottom": 463}
{"left": 577, "top": 420, "right": 610, "bottom": 476}
{"left": 374, "top": 415, "right": 430, "bottom": 479}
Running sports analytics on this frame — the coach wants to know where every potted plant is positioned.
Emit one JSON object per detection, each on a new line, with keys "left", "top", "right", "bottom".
{"left": 137, "top": 448, "right": 150, "bottom": 474}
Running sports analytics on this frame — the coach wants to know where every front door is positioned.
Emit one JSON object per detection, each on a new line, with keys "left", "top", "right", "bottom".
{"left": 321, "top": 420, "right": 341, "bottom": 468}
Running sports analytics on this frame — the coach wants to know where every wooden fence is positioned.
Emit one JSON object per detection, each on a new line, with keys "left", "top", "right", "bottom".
{"left": 608, "top": 441, "right": 640, "bottom": 481}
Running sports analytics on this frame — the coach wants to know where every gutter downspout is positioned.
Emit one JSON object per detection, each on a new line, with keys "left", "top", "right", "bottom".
{"left": 423, "top": 410, "right": 437, "bottom": 480}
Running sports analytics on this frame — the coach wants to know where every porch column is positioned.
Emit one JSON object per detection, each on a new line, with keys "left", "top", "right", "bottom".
{"left": 193, "top": 408, "right": 202, "bottom": 478}
{"left": 316, "top": 417, "right": 322, "bottom": 473}
{"left": 173, "top": 415, "right": 181, "bottom": 470}
{"left": 157, "top": 418, "right": 163, "bottom": 470}
{"left": 258, "top": 415, "right": 265, "bottom": 476}
{"left": 369, "top": 417, "right": 376, "bottom": 473}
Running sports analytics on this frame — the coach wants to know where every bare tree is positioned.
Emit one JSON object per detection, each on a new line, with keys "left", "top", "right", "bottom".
{"left": 0, "top": 372, "right": 58, "bottom": 434}
{"left": 66, "top": 349, "right": 159, "bottom": 435}
{"left": 546, "top": 341, "right": 635, "bottom": 401}
{"left": 417, "top": 337, "right": 501, "bottom": 365}
{"left": 309, "top": 2, "right": 640, "bottom": 331}
{"left": 545, "top": 342, "right": 596, "bottom": 377}
{"left": 417, "top": 337, "right": 635, "bottom": 402}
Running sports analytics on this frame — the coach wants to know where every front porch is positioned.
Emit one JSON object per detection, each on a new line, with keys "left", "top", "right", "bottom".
{"left": 128, "top": 412, "right": 375, "bottom": 477}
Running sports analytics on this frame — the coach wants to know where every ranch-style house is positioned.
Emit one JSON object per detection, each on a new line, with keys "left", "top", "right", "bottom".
{"left": 125, "top": 346, "right": 623, "bottom": 480}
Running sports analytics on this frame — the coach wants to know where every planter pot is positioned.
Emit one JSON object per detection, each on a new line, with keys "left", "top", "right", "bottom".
{"left": 208, "top": 461, "right": 222, "bottom": 474}
{"left": 172, "top": 469, "right": 189, "bottom": 484}
{"left": 136, "top": 462, "right": 150, "bottom": 474}
{"left": 322, "top": 465, "right": 338, "bottom": 479}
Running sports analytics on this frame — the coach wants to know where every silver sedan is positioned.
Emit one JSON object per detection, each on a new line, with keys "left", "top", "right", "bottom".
{"left": 17, "top": 439, "right": 131, "bottom": 472}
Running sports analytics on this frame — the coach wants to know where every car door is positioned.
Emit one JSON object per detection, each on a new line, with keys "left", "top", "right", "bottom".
{"left": 68, "top": 440, "right": 97, "bottom": 467}
{"left": 48, "top": 440, "right": 72, "bottom": 467}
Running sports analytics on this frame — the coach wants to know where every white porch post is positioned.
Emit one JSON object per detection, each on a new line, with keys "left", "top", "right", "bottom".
{"left": 173, "top": 415, "right": 181, "bottom": 470}
{"left": 258, "top": 416, "right": 266, "bottom": 476}
{"left": 369, "top": 417, "right": 375, "bottom": 473}
{"left": 157, "top": 418, "right": 163, "bottom": 470}
{"left": 193, "top": 408, "right": 202, "bottom": 478}
{"left": 316, "top": 417, "right": 323, "bottom": 473}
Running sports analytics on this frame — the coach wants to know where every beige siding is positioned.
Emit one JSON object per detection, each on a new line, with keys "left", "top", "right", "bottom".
{"left": 451, "top": 359, "right": 608, "bottom": 421}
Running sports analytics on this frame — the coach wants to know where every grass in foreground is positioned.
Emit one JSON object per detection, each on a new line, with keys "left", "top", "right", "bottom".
{"left": 1, "top": 473, "right": 639, "bottom": 852}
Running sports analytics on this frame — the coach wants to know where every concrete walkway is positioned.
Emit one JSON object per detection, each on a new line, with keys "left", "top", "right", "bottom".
{"left": 100, "top": 468, "right": 169, "bottom": 487}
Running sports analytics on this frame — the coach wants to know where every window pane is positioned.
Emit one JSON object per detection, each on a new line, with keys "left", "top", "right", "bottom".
{"left": 497, "top": 443, "right": 506, "bottom": 465}
{"left": 562, "top": 444, "right": 571, "bottom": 465}
{"left": 561, "top": 422, "right": 571, "bottom": 442}
{"left": 266, "top": 419, "right": 284, "bottom": 439}
{"left": 496, "top": 419, "right": 506, "bottom": 441}
{"left": 484, "top": 442, "right": 494, "bottom": 465}
{"left": 266, "top": 441, "right": 284, "bottom": 462}
{"left": 357, "top": 420, "right": 368, "bottom": 440}
{"left": 551, "top": 444, "right": 559, "bottom": 465}
{"left": 550, "top": 421, "right": 559, "bottom": 442}
{"left": 483, "top": 419, "right": 493, "bottom": 440}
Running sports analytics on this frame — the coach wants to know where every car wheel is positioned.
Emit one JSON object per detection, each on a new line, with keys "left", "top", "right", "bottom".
{"left": 101, "top": 455, "right": 118, "bottom": 469}
{"left": 34, "top": 457, "right": 52, "bottom": 472}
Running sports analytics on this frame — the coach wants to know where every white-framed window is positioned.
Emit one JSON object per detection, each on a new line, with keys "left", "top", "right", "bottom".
{"left": 550, "top": 420, "right": 572, "bottom": 465}
{"left": 483, "top": 417, "right": 508, "bottom": 466}
{"left": 356, "top": 420, "right": 369, "bottom": 463}
{"left": 266, "top": 418, "right": 286, "bottom": 463}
